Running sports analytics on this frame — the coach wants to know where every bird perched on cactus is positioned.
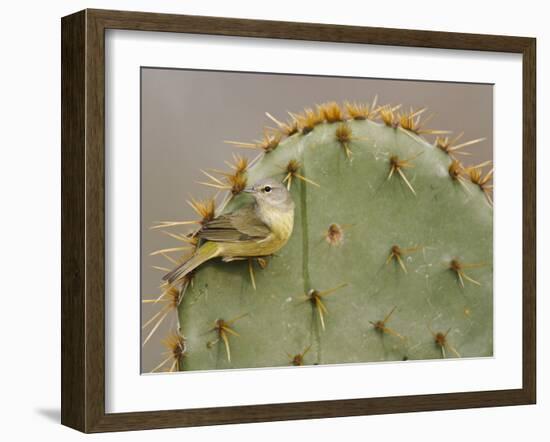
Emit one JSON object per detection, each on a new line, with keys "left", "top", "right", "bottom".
{"left": 163, "top": 178, "right": 295, "bottom": 284}
{"left": 149, "top": 100, "right": 493, "bottom": 372}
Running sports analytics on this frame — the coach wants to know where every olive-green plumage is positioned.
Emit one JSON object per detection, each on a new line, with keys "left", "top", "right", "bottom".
{"left": 163, "top": 178, "right": 295, "bottom": 284}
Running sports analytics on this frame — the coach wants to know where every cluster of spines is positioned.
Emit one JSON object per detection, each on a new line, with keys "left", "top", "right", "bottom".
{"left": 142, "top": 198, "right": 216, "bottom": 370}
{"left": 145, "top": 98, "right": 492, "bottom": 371}
{"left": 157, "top": 100, "right": 492, "bottom": 203}
{"left": 151, "top": 331, "right": 187, "bottom": 373}
{"left": 224, "top": 101, "right": 492, "bottom": 201}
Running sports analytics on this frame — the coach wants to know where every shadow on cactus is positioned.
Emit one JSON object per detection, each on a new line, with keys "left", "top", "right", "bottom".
{"left": 145, "top": 100, "right": 493, "bottom": 372}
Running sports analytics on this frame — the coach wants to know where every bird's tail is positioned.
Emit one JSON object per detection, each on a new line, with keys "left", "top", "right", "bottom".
{"left": 162, "top": 242, "right": 220, "bottom": 284}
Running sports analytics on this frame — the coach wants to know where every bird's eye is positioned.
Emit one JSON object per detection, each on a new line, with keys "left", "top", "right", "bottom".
{"left": 263, "top": 185, "right": 272, "bottom": 193}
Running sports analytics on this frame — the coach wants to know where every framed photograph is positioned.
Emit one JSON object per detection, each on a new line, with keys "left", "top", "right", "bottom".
{"left": 61, "top": 9, "right": 536, "bottom": 433}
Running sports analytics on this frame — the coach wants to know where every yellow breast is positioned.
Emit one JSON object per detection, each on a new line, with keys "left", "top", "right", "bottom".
{"left": 259, "top": 205, "right": 294, "bottom": 241}
{"left": 219, "top": 206, "right": 294, "bottom": 258}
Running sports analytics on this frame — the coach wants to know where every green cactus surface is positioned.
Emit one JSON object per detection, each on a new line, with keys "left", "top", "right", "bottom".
{"left": 148, "top": 102, "right": 493, "bottom": 372}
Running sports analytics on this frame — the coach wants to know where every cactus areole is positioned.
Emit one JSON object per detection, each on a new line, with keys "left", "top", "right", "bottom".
{"left": 147, "top": 101, "right": 493, "bottom": 372}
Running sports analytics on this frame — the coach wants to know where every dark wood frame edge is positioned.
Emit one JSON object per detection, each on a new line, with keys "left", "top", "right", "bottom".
{"left": 61, "top": 8, "right": 536, "bottom": 433}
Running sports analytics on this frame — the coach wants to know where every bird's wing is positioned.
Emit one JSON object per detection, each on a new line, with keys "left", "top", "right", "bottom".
{"left": 198, "top": 205, "right": 271, "bottom": 242}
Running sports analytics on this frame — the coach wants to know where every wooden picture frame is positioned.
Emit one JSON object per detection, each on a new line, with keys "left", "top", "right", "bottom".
{"left": 61, "top": 8, "right": 536, "bottom": 433}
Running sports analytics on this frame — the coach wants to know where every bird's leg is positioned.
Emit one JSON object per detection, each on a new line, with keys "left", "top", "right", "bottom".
{"left": 246, "top": 256, "right": 271, "bottom": 290}
{"left": 256, "top": 257, "right": 268, "bottom": 269}
{"left": 247, "top": 255, "right": 275, "bottom": 290}
{"left": 256, "top": 255, "right": 273, "bottom": 269}
{"left": 222, "top": 255, "right": 276, "bottom": 289}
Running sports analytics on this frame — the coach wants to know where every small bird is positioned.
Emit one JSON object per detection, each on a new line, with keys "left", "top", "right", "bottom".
{"left": 163, "top": 178, "right": 295, "bottom": 284}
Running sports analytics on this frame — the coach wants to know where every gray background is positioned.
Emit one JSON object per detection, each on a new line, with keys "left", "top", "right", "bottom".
{"left": 141, "top": 68, "right": 493, "bottom": 373}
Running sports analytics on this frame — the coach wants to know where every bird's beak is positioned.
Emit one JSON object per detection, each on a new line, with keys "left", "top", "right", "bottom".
{"left": 243, "top": 187, "right": 255, "bottom": 194}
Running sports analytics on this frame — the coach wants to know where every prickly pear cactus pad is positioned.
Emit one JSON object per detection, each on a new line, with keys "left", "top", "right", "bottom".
{"left": 145, "top": 101, "right": 493, "bottom": 372}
